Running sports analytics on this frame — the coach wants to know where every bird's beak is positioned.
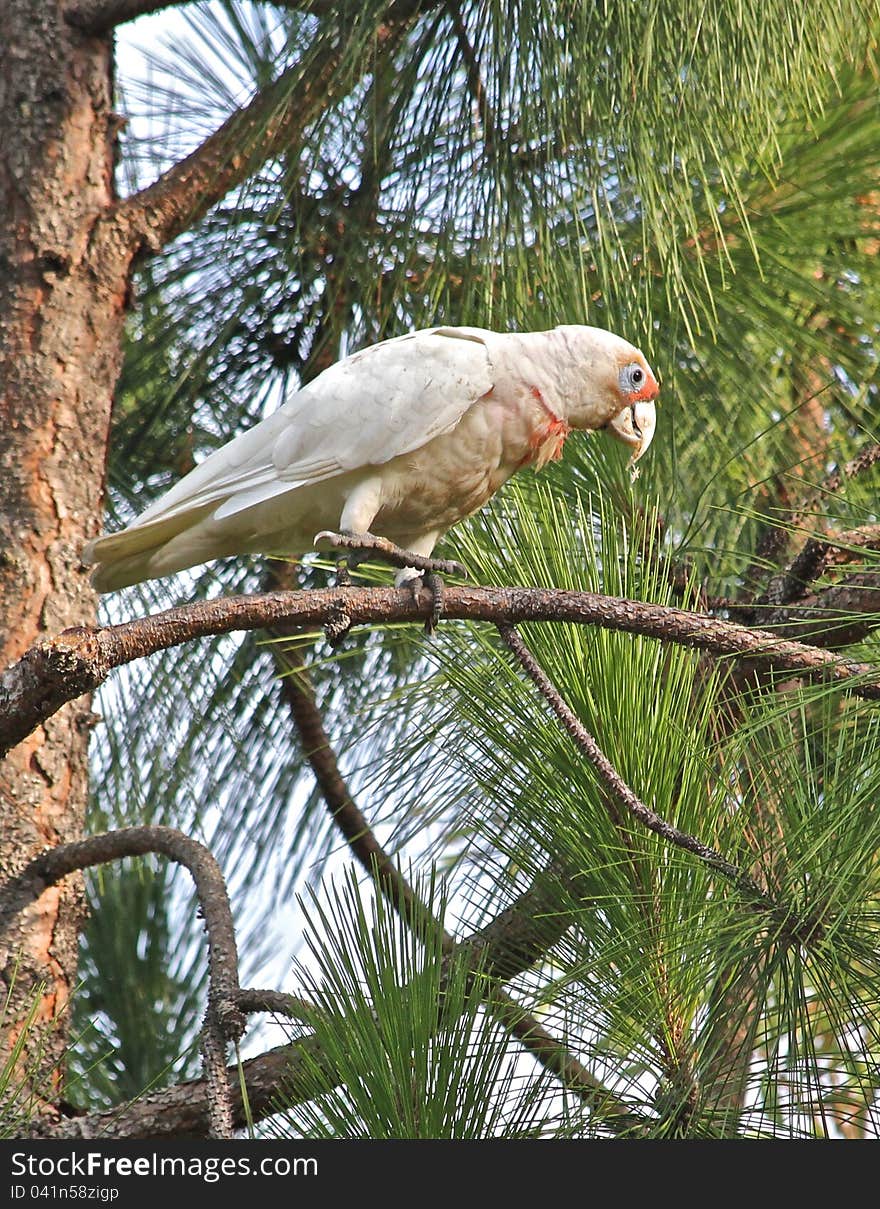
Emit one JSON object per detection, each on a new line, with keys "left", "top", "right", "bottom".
{"left": 607, "top": 401, "right": 656, "bottom": 465}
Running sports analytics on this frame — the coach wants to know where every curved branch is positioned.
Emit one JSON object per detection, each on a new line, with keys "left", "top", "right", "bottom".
{"left": 3, "top": 582, "right": 879, "bottom": 759}
{"left": 0, "top": 826, "right": 243, "bottom": 1139}
{"left": 27, "top": 868, "right": 638, "bottom": 1137}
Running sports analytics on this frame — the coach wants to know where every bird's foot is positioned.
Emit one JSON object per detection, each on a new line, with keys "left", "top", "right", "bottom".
{"left": 314, "top": 531, "right": 467, "bottom": 580}
{"left": 314, "top": 531, "right": 467, "bottom": 635}
{"left": 412, "top": 570, "right": 445, "bottom": 636}
{"left": 394, "top": 566, "right": 446, "bottom": 635}
{"left": 323, "top": 605, "right": 354, "bottom": 649}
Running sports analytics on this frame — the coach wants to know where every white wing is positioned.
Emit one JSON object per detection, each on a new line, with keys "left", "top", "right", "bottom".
{"left": 131, "top": 327, "right": 495, "bottom": 529}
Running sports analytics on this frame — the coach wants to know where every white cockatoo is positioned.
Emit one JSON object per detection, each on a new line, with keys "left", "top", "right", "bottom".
{"left": 84, "top": 324, "right": 658, "bottom": 594}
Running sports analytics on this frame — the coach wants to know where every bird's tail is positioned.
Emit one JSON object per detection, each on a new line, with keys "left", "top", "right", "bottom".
{"left": 83, "top": 506, "right": 214, "bottom": 592}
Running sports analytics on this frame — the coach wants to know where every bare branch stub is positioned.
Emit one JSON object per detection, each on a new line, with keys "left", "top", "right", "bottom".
{"left": 237, "top": 988, "right": 315, "bottom": 1021}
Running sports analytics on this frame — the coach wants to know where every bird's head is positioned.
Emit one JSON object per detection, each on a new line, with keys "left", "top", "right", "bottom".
{"left": 605, "top": 354, "right": 659, "bottom": 466}
{"left": 561, "top": 326, "right": 659, "bottom": 465}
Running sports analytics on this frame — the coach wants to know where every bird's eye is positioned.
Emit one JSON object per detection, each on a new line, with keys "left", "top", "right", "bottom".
{"left": 619, "top": 362, "right": 647, "bottom": 394}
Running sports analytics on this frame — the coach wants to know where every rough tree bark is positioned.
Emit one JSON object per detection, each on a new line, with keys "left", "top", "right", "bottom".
{"left": 0, "top": 0, "right": 123, "bottom": 1110}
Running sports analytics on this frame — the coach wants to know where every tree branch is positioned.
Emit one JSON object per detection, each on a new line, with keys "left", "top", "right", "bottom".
{"left": 65, "top": 0, "right": 419, "bottom": 37}
{"left": 486, "top": 992, "right": 642, "bottom": 1132}
{"left": 753, "top": 440, "right": 880, "bottom": 610}
{"left": 30, "top": 1039, "right": 324, "bottom": 1139}
{"left": 236, "top": 987, "right": 315, "bottom": 1020}
{"left": 2, "top": 605, "right": 642, "bottom": 1137}
{"left": 27, "top": 869, "right": 639, "bottom": 1137}
{"left": 108, "top": 53, "right": 343, "bottom": 258}
{"left": 3, "top": 582, "right": 880, "bottom": 760}
{"left": 447, "top": 0, "right": 499, "bottom": 152}
{"left": 272, "top": 631, "right": 446, "bottom": 940}
{"left": 0, "top": 826, "right": 244, "bottom": 1139}
{"left": 98, "top": 0, "right": 433, "bottom": 257}
{"left": 455, "top": 865, "right": 576, "bottom": 984}
{"left": 760, "top": 568, "right": 880, "bottom": 647}
{"left": 65, "top": 0, "right": 185, "bottom": 32}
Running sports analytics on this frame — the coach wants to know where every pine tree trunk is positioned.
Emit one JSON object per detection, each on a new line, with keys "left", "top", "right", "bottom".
{"left": 0, "top": 0, "right": 125, "bottom": 1115}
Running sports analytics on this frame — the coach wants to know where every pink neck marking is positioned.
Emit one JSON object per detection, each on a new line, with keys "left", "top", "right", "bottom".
{"left": 523, "top": 385, "right": 571, "bottom": 468}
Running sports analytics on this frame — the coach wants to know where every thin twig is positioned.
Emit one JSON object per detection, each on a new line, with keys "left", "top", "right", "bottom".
{"left": 0, "top": 826, "right": 243, "bottom": 1139}
{"left": 447, "top": 0, "right": 499, "bottom": 151}
{"left": 496, "top": 624, "right": 794, "bottom": 919}
{"left": 263, "top": 561, "right": 450, "bottom": 943}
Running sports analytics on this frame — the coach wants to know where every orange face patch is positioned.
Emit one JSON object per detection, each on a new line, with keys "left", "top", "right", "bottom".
{"left": 629, "top": 371, "right": 660, "bottom": 403}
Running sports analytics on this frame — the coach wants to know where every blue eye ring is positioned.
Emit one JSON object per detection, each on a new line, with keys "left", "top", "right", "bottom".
{"left": 620, "top": 362, "right": 646, "bottom": 391}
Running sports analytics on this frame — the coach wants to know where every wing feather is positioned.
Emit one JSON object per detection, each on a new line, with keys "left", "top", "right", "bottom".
{"left": 130, "top": 327, "right": 494, "bottom": 529}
